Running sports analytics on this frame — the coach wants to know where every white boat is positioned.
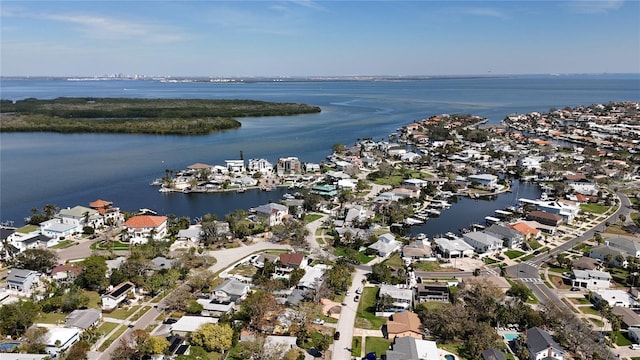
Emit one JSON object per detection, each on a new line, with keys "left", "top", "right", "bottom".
{"left": 425, "top": 209, "right": 441, "bottom": 216}
{"left": 404, "top": 217, "right": 424, "bottom": 225}
{"left": 138, "top": 208, "right": 158, "bottom": 215}
{"left": 158, "top": 188, "right": 171, "bottom": 193}
{"left": 149, "top": 178, "right": 163, "bottom": 186}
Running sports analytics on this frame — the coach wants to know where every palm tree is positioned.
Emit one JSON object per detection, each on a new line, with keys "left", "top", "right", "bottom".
{"left": 43, "top": 204, "right": 58, "bottom": 219}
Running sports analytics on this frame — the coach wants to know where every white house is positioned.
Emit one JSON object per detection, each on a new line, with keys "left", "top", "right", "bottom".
{"left": 368, "top": 233, "right": 401, "bottom": 257}
{"left": 468, "top": 174, "right": 498, "bottom": 190}
{"left": 58, "top": 206, "right": 103, "bottom": 229}
{"left": 101, "top": 282, "right": 135, "bottom": 311}
{"left": 248, "top": 158, "right": 273, "bottom": 174}
{"left": 6, "top": 268, "right": 39, "bottom": 292}
{"left": 571, "top": 270, "right": 612, "bottom": 290}
{"left": 255, "top": 203, "right": 289, "bottom": 226}
{"left": 526, "top": 327, "right": 564, "bottom": 360}
{"left": 225, "top": 159, "right": 245, "bottom": 173}
{"left": 44, "top": 327, "right": 80, "bottom": 356}
{"left": 123, "top": 215, "right": 168, "bottom": 245}
{"left": 170, "top": 316, "right": 218, "bottom": 336}
{"left": 39, "top": 218, "right": 77, "bottom": 240}
{"left": 462, "top": 231, "right": 503, "bottom": 255}
{"left": 593, "top": 289, "right": 639, "bottom": 308}
{"left": 379, "top": 285, "right": 413, "bottom": 311}
{"left": 213, "top": 279, "right": 250, "bottom": 302}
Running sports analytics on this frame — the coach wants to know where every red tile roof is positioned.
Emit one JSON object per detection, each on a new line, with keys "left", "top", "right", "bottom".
{"left": 90, "top": 199, "right": 113, "bottom": 208}
{"left": 124, "top": 215, "right": 167, "bottom": 228}
{"left": 279, "top": 253, "right": 304, "bottom": 267}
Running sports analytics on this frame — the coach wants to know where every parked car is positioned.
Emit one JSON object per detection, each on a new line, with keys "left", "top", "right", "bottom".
{"left": 354, "top": 295, "right": 360, "bottom": 302}
{"left": 356, "top": 287, "right": 362, "bottom": 294}
{"left": 163, "top": 318, "right": 178, "bottom": 324}
{"left": 334, "top": 331, "right": 341, "bottom": 340}
{"left": 311, "top": 318, "right": 325, "bottom": 325}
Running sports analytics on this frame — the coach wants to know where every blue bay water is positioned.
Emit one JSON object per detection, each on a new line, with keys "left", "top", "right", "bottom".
{"left": 1, "top": 74, "right": 639, "bottom": 227}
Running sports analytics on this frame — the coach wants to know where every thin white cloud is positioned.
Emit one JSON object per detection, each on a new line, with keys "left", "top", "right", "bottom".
{"left": 565, "top": 0, "right": 624, "bottom": 14}
{"left": 205, "top": 6, "right": 303, "bottom": 36}
{"left": 38, "top": 12, "right": 184, "bottom": 43}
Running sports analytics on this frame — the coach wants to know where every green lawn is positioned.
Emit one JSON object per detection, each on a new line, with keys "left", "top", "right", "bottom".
{"left": 228, "top": 263, "right": 257, "bottom": 277}
{"left": 352, "top": 337, "right": 363, "bottom": 357}
{"left": 412, "top": 261, "right": 441, "bottom": 272}
{"left": 580, "top": 203, "right": 610, "bottom": 214}
{"left": 364, "top": 337, "right": 391, "bottom": 358}
{"left": 355, "top": 287, "right": 387, "bottom": 330}
{"left": 382, "top": 253, "right": 404, "bottom": 268}
{"left": 16, "top": 225, "right": 39, "bottom": 233}
{"left": 99, "top": 325, "right": 127, "bottom": 351}
{"left": 97, "top": 321, "right": 119, "bottom": 336}
{"left": 437, "top": 343, "right": 466, "bottom": 358}
{"left": 90, "top": 241, "right": 130, "bottom": 251}
{"left": 108, "top": 305, "right": 140, "bottom": 320}
{"left": 504, "top": 250, "right": 525, "bottom": 259}
{"left": 611, "top": 331, "right": 633, "bottom": 346}
{"left": 483, "top": 257, "right": 498, "bottom": 264}
{"left": 51, "top": 240, "right": 77, "bottom": 249}
{"left": 578, "top": 306, "right": 601, "bottom": 316}
{"left": 38, "top": 312, "right": 67, "bottom": 324}
{"left": 304, "top": 214, "right": 324, "bottom": 223}
{"left": 520, "top": 254, "right": 535, "bottom": 261}
{"left": 84, "top": 290, "right": 102, "bottom": 309}
{"left": 589, "top": 318, "right": 604, "bottom": 327}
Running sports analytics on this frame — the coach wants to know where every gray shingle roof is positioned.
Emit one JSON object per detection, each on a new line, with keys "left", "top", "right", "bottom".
{"left": 526, "top": 327, "right": 563, "bottom": 354}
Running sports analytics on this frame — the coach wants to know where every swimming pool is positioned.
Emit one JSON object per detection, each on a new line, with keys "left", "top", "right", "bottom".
{"left": 503, "top": 333, "right": 519, "bottom": 341}
{"left": 0, "top": 342, "right": 20, "bottom": 351}
{"left": 444, "top": 355, "right": 456, "bottom": 360}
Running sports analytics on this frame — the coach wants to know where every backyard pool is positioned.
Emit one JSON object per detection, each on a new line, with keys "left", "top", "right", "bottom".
{"left": 445, "top": 355, "right": 456, "bottom": 360}
{"left": 503, "top": 333, "right": 519, "bottom": 341}
{"left": 0, "top": 342, "right": 20, "bottom": 351}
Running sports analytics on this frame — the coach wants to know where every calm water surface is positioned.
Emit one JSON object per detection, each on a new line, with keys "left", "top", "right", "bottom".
{"left": 1, "top": 75, "right": 638, "bottom": 225}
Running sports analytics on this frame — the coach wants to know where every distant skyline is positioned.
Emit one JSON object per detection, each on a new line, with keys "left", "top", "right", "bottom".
{"left": 1, "top": 1, "right": 639, "bottom": 77}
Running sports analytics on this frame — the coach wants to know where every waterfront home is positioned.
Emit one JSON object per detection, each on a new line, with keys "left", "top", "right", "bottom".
{"left": 462, "top": 231, "right": 503, "bottom": 255}
{"left": 386, "top": 336, "right": 439, "bottom": 360}
{"left": 10, "top": 233, "right": 56, "bottom": 251}
{"left": 89, "top": 199, "right": 123, "bottom": 224}
{"left": 485, "top": 224, "right": 524, "bottom": 248}
{"left": 433, "top": 237, "right": 475, "bottom": 258}
{"left": 248, "top": 158, "right": 273, "bottom": 174}
{"left": 213, "top": 279, "right": 250, "bottom": 302}
{"left": 401, "top": 240, "right": 432, "bottom": 262}
{"left": 123, "top": 215, "right": 168, "bottom": 245}
{"left": 51, "top": 264, "right": 83, "bottom": 283}
{"left": 101, "top": 281, "right": 135, "bottom": 311}
{"left": 526, "top": 211, "right": 563, "bottom": 227}
{"left": 519, "top": 198, "right": 579, "bottom": 223}
{"left": 468, "top": 174, "right": 498, "bottom": 190}
{"left": 525, "top": 327, "right": 565, "bottom": 360}
{"left": 254, "top": 202, "right": 289, "bottom": 226}
{"left": 509, "top": 222, "right": 541, "bottom": 241}
{"left": 58, "top": 206, "right": 103, "bottom": 229}
{"left": 277, "top": 157, "right": 301, "bottom": 176}
{"left": 378, "top": 285, "right": 413, "bottom": 312}
{"left": 571, "top": 269, "right": 612, "bottom": 290}
{"left": 225, "top": 159, "right": 245, "bottom": 173}
{"left": 311, "top": 184, "right": 338, "bottom": 197}
{"left": 65, "top": 308, "right": 102, "bottom": 330}
{"left": 386, "top": 311, "right": 422, "bottom": 339}
{"left": 368, "top": 233, "right": 401, "bottom": 258}
{"left": 39, "top": 218, "right": 77, "bottom": 241}
{"left": 304, "top": 162, "right": 320, "bottom": 173}
{"left": 414, "top": 282, "right": 449, "bottom": 303}
{"left": 44, "top": 327, "right": 80, "bottom": 357}
{"left": 0, "top": 227, "right": 18, "bottom": 259}
{"left": 176, "top": 224, "right": 203, "bottom": 243}
{"left": 6, "top": 268, "right": 39, "bottom": 292}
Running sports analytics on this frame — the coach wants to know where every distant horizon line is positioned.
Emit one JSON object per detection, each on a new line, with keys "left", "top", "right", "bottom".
{"left": 2, "top": 72, "right": 639, "bottom": 80}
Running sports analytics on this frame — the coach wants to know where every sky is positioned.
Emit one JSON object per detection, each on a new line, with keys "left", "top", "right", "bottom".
{"left": 1, "top": 0, "right": 639, "bottom": 77}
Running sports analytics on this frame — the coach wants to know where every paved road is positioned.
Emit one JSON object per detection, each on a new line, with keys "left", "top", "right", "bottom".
{"left": 206, "top": 240, "right": 292, "bottom": 274}
{"left": 505, "top": 191, "right": 633, "bottom": 310}
{"left": 331, "top": 268, "right": 367, "bottom": 360}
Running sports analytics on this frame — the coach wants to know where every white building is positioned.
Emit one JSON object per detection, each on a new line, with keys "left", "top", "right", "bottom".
{"left": 123, "top": 215, "right": 168, "bottom": 245}
{"left": 462, "top": 231, "right": 503, "bottom": 255}
{"left": 101, "top": 282, "right": 135, "bottom": 311}
{"left": 58, "top": 206, "right": 103, "bottom": 229}
{"left": 44, "top": 327, "right": 80, "bottom": 356}
{"left": 368, "top": 233, "right": 401, "bottom": 257}
{"left": 255, "top": 203, "right": 289, "bottom": 226}
{"left": 225, "top": 159, "right": 245, "bottom": 173}
{"left": 593, "top": 289, "right": 639, "bottom": 309}
{"left": 468, "top": 174, "right": 498, "bottom": 190}
{"left": 248, "top": 158, "right": 273, "bottom": 174}
{"left": 39, "top": 219, "right": 77, "bottom": 240}
{"left": 571, "top": 270, "right": 612, "bottom": 290}
{"left": 379, "top": 285, "right": 413, "bottom": 311}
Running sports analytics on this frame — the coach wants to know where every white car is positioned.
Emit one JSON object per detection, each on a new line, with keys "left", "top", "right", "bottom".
{"left": 311, "top": 318, "right": 325, "bottom": 325}
{"left": 356, "top": 287, "right": 362, "bottom": 294}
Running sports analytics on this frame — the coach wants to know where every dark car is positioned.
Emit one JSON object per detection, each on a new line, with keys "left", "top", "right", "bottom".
{"left": 163, "top": 318, "right": 178, "bottom": 324}
{"left": 334, "top": 331, "right": 341, "bottom": 340}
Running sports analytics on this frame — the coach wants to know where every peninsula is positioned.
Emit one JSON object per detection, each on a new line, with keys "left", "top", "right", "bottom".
{"left": 0, "top": 97, "right": 321, "bottom": 135}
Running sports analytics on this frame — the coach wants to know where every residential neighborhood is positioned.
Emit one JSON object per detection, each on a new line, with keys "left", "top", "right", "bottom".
{"left": 0, "top": 101, "right": 639, "bottom": 360}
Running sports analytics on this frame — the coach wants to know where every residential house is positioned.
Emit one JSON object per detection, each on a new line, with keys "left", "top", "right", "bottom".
{"left": 527, "top": 211, "right": 563, "bottom": 227}
{"left": 89, "top": 199, "right": 123, "bottom": 224}
{"left": 123, "top": 215, "right": 168, "bottom": 245}
{"left": 612, "top": 307, "right": 640, "bottom": 329}
{"left": 433, "top": 236, "right": 475, "bottom": 258}
{"left": 213, "top": 279, "right": 250, "bottom": 302}
{"left": 589, "top": 245, "right": 629, "bottom": 268}
{"left": 401, "top": 240, "right": 432, "bottom": 262}
{"left": 247, "top": 158, "right": 273, "bottom": 174}
{"left": 462, "top": 231, "right": 503, "bottom": 255}
{"left": 297, "top": 264, "right": 328, "bottom": 290}
{"left": 278, "top": 253, "right": 306, "bottom": 270}
{"left": 101, "top": 281, "right": 135, "bottom": 311}
{"left": 386, "top": 336, "right": 439, "bottom": 360}
{"left": 509, "top": 222, "right": 541, "bottom": 241}
{"left": 485, "top": 224, "right": 524, "bottom": 248}
{"left": 39, "top": 218, "right": 76, "bottom": 241}
{"left": 628, "top": 327, "right": 640, "bottom": 345}
{"left": 196, "top": 299, "right": 235, "bottom": 318}
{"left": 58, "top": 206, "right": 103, "bottom": 229}
{"left": 264, "top": 336, "right": 299, "bottom": 356}
{"left": 170, "top": 316, "right": 218, "bottom": 336}
{"left": 379, "top": 285, "right": 413, "bottom": 311}
{"left": 10, "top": 233, "right": 56, "bottom": 251}
{"left": 252, "top": 253, "right": 279, "bottom": 268}
{"left": 468, "top": 174, "right": 498, "bottom": 190}
{"left": 6, "top": 268, "right": 39, "bottom": 292}
{"left": 255, "top": 203, "right": 289, "bottom": 227}
{"left": 571, "top": 257, "right": 601, "bottom": 271}
{"left": 592, "top": 289, "right": 638, "bottom": 308}
{"left": 482, "top": 349, "right": 507, "bottom": 360}
{"left": 276, "top": 157, "right": 301, "bottom": 176}
{"left": 604, "top": 237, "right": 640, "bottom": 258}
{"left": 65, "top": 309, "right": 102, "bottom": 330}
{"left": 415, "top": 282, "right": 449, "bottom": 303}
{"left": 176, "top": 225, "right": 202, "bottom": 243}
{"left": 519, "top": 199, "right": 579, "bottom": 223}
{"left": 51, "top": 264, "right": 83, "bottom": 283}
{"left": 368, "top": 233, "right": 401, "bottom": 257}
{"left": 526, "top": 327, "right": 565, "bottom": 360}
{"left": 571, "top": 270, "right": 612, "bottom": 290}
{"left": 225, "top": 159, "right": 245, "bottom": 173}
{"left": 386, "top": 311, "right": 422, "bottom": 339}
{"left": 44, "top": 327, "right": 80, "bottom": 357}
{"left": 165, "top": 335, "right": 190, "bottom": 358}
{"left": 0, "top": 227, "right": 18, "bottom": 259}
